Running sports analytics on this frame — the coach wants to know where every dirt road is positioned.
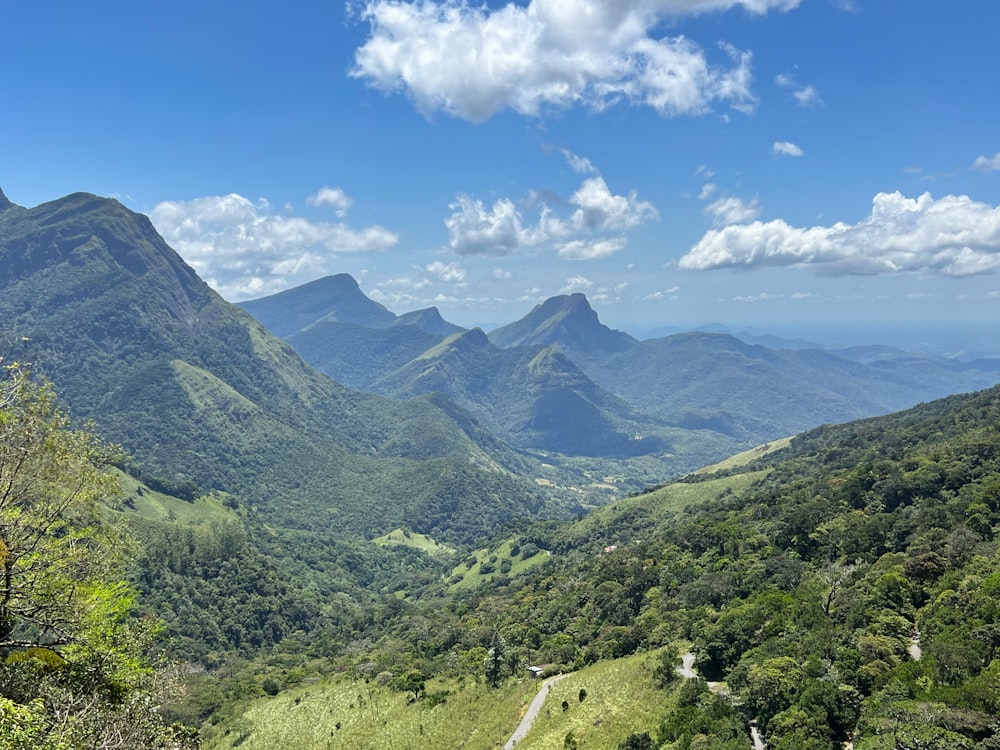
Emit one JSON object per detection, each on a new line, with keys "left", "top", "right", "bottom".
{"left": 502, "top": 674, "right": 568, "bottom": 749}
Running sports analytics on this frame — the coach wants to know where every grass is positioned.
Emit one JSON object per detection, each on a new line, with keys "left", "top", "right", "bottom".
{"left": 447, "top": 539, "right": 551, "bottom": 592}
{"left": 202, "top": 675, "right": 538, "bottom": 750}
{"left": 510, "top": 651, "right": 674, "bottom": 749}
{"left": 202, "top": 650, "right": 674, "bottom": 750}
{"left": 693, "top": 436, "right": 792, "bottom": 474}
{"left": 372, "top": 527, "right": 455, "bottom": 556}
{"left": 106, "top": 469, "right": 240, "bottom": 526}
{"left": 559, "top": 469, "right": 771, "bottom": 548}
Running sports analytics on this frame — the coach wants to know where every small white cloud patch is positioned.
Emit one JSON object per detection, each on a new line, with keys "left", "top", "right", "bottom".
{"left": 773, "top": 141, "right": 804, "bottom": 157}
{"left": 705, "top": 196, "right": 762, "bottom": 226}
{"left": 446, "top": 173, "right": 656, "bottom": 259}
{"left": 973, "top": 152, "right": 1000, "bottom": 171}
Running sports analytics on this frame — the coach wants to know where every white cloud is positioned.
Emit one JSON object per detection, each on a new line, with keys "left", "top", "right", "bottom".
{"left": 680, "top": 191, "right": 1000, "bottom": 276}
{"left": 561, "top": 149, "right": 597, "bottom": 174}
{"left": 705, "top": 195, "right": 761, "bottom": 226}
{"left": 350, "top": 0, "right": 797, "bottom": 122}
{"left": 734, "top": 292, "right": 777, "bottom": 302}
{"left": 150, "top": 192, "right": 399, "bottom": 300}
{"left": 560, "top": 275, "right": 594, "bottom": 294}
{"left": 699, "top": 182, "right": 718, "bottom": 200}
{"left": 557, "top": 237, "right": 629, "bottom": 259}
{"left": 492, "top": 267, "right": 513, "bottom": 280}
{"left": 772, "top": 140, "right": 804, "bottom": 157}
{"left": 307, "top": 186, "right": 354, "bottom": 216}
{"left": 425, "top": 260, "right": 466, "bottom": 283}
{"left": 446, "top": 175, "right": 656, "bottom": 258}
{"left": 973, "top": 152, "right": 1000, "bottom": 171}
{"left": 775, "top": 72, "right": 823, "bottom": 107}
{"left": 445, "top": 195, "right": 531, "bottom": 256}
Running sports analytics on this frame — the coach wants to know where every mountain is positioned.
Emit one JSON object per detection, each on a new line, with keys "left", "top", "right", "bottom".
{"left": 489, "top": 295, "right": 1000, "bottom": 443}
{"left": 373, "top": 328, "right": 673, "bottom": 457}
{"left": 393, "top": 306, "right": 465, "bottom": 337}
{"left": 287, "top": 321, "right": 443, "bottom": 391}
{"left": 0, "top": 189, "right": 551, "bottom": 542}
{"left": 488, "top": 293, "right": 636, "bottom": 352}
{"left": 571, "top": 331, "right": 1000, "bottom": 441}
{"left": 237, "top": 273, "right": 396, "bottom": 337}
{"left": 210, "top": 381, "right": 1000, "bottom": 749}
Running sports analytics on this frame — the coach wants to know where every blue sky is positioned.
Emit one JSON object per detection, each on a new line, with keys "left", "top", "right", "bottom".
{"left": 3, "top": 0, "right": 1000, "bottom": 347}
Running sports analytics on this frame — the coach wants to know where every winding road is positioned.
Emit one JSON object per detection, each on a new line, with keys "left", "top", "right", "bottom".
{"left": 502, "top": 674, "right": 568, "bottom": 749}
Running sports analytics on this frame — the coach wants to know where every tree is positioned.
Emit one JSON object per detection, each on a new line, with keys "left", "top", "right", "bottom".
{"left": 0, "top": 366, "right": 124, "bottom": 652}
{"left": 0, "top": 365, "right": 194, "bottom": 749}
{"left": 485, "top": 630, "right": 509, "bottom": 688}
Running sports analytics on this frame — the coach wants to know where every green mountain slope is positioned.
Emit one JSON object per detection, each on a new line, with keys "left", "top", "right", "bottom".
{"left": 287, "top": 320, "right": 442, "bottom": 390}
{"left": 375, "top": 328, "right": 674, "bottom": 457}
{"left": 0, "top": 189, "right": 550, "bottom": 542}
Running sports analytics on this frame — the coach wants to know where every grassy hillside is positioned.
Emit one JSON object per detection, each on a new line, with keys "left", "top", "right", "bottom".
{"left": 202, "top": 650, "right": 674, "bottom": 750}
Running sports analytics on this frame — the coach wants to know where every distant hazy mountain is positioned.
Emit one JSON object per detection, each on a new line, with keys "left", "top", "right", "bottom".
{"left": 374, "top": 328, "right": 672, "bottom": 456}
{"left": 393, "top": 307, "right": 465, "bottom": 337}
{"left": 487, "top": 294, "right": 1000, "bottom": 443}
{"left": 237, "top": 273, "right": 397, "bottom": 337}
{"left": 488, "top": 293, "right": 636, "bottom": 352}
{"left": 0, "top": 189, "right": 550, "bottom": 541}
{"left": 287, "top": 321, "right": 443, "bottom": 391}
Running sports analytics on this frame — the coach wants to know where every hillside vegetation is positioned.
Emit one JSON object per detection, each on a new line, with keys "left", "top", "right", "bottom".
{"left": 205, "top": 384, "right": 1000, "bottom": 749}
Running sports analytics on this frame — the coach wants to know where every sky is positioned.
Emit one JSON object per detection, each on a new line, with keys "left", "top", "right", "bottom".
{"left": 2, "top": 0, "right": 1000, "bottom": 350}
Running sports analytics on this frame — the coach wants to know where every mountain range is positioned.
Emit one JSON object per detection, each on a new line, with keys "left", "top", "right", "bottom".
{"left": 242, "top": 270, "right": 1000, "bottom": 452}
{"left": 3, "top": 185, "right": 999, "bottom": 538}
{"left": 0, "top": 189, "right": 549, "bottom": 542}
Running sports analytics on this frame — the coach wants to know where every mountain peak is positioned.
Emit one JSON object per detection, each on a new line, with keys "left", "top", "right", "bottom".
{"left": 394, "top": 306, "right": 465, "bottom": 337}
{"left": 238, "top": 273, "right": 396, "bottom": 337}
{"left": 488, "top": 294, "right": 636, "bottom": 353}
{"left": 0, "top": 186, "right": 13, "bottom": 212}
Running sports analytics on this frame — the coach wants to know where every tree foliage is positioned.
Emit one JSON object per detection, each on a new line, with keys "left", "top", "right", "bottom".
{"left": 0, "top": 366, "right": 195, "bottom": 749}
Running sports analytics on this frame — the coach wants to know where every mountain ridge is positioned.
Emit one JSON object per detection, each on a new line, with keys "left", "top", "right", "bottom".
{"left": 0, "top": 189, "right": 554, "bottom": 542}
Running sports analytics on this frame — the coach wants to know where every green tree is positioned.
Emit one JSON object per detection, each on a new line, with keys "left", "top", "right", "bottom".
{"left": 0, "top": 366, "right": 193, "bottom": 749}
{"left": 485, "top": 630, "right": 509, "bottom": 688}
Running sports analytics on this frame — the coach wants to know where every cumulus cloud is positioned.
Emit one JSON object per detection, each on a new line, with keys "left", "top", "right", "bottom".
{"left": 705, "top": 195, "right": 761, "bottom": 226}
{"left": 150, "top": 192, "right": 399, "bottom": 300}
{"left": 307, "top": 186, "right": 353, "bottom": 216}
{"left": 773, "top": 140, "right": 804, "bottom": 157}
{"left": 446, "top": 175, "right": 656, "bottom": 258}
{"left": 680, "top": 191, "right": 1000, "bottom": 276}
{"left": 973, "top": 152, "right": 1000, "bottom": 171}
{"left": 699, "top": 182, "right": 718, "bottom": 200}
{"left": 426, "top": 260, "right": 466, "bottom": 282}
{"left": 350, "top": 0, "right": 799, "bottom": 122}
{"left": 557, "top": 237, "right": 629, "bottom": 259}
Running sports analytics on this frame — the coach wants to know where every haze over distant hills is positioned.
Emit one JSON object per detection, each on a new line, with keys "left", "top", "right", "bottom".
{"left": 245, "top": 274, "right": 1000, "bottom": 451}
